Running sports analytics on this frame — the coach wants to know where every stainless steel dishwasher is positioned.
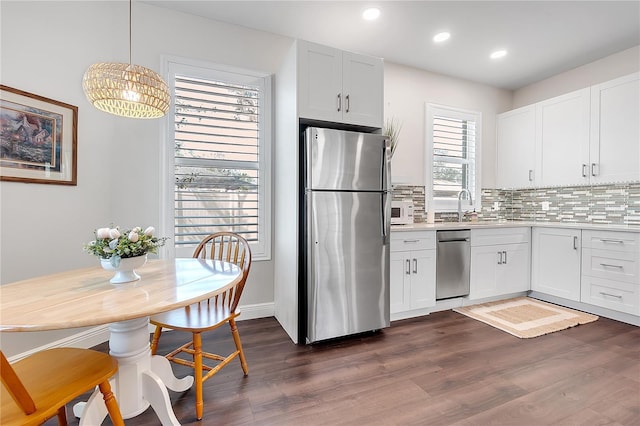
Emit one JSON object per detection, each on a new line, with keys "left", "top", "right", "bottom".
{"left": 436, "top": 229, "right": 470, "bottom": 300}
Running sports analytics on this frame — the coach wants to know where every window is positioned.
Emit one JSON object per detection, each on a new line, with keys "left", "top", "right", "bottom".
{"left": 425, "top": 103, "right": 481, "bottom": 212}
{"left": 162, "top": 58, "right": 271, "bottom": 260}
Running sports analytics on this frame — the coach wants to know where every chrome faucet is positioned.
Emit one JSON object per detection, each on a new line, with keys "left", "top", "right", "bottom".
{"left": 457, "top": 189, "right": 473, "bottom": 222}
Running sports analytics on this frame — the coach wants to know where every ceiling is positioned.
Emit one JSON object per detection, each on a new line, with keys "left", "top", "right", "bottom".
{"left": 144, "top": 1, "right": 640, "bottom": 90}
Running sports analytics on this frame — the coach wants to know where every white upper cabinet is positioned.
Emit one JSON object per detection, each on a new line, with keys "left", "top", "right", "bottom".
{"left": 495, "top": 72, "right": 640, "bottom": 189}
{"left": 537, "top": 88, "right": 591, "bottom": 187}
{"left": 496, "top": 105, "right": 536, "bottom": 188}
{"left": 589, "top": 72, "right": 640, "bottom": 184}
{"left": 297, "top": 40, "right": 383, "bottom": 128}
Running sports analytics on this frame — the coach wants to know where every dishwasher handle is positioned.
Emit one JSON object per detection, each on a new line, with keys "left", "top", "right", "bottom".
{"left": 438, "top": 238, "right": 470, "bottom": 243}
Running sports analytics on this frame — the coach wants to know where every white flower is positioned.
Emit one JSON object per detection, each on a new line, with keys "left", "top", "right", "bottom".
{"left": 128, "top": 231, "right": 139, "bottom": 243}
{"left": 96, "top": 228, "right": 110, "bottom": 239}
{"left": 134, "top": 226, "right": 142, "bottom": 233}
{"left": 109, "top": 228, "right": 121, "bottom": 239}
{"left": 144, "top": 226, "right": 155, "bottom": 236}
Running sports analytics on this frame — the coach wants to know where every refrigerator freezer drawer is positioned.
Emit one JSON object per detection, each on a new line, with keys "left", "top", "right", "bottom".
{"left": 306, "top": 190, "right": 390, "bottom": 343}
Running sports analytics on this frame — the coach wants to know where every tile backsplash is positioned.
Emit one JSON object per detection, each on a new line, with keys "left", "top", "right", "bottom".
{"left": 392, "top": 183, "right": 640, "bottom": 226}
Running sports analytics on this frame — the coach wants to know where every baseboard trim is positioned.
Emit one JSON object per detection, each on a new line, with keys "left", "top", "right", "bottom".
{"left": 9, "top": 302, "right": 275, "bottom": 362}
{"left": 528, "top": 291, "right": 640, "bottom": 326}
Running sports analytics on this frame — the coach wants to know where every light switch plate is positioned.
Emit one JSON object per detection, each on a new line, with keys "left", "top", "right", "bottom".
{"left": 541, "top": 201, "right": 550, "bottom": 211}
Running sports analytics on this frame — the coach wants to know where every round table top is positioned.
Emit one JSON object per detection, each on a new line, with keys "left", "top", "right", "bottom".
{"left": 0, "top": 258, "right": 242, "bottom": 332}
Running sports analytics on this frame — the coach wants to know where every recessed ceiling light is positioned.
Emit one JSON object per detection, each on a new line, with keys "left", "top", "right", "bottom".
{"left": 362, "top": 7, "right": 381, "bottom": 21}
{"left": 490, "top": 49, "right": 507, "bottom": 59}
{"left": 433, "top": 32, "right": 451, "bottom": 43}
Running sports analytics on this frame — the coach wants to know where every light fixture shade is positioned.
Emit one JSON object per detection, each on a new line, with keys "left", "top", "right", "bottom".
{"left": 82, "top": 62, "right": 170, "bottom": 119}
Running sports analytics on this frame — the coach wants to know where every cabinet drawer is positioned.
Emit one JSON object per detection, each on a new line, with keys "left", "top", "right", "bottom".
{"left": 582, "top": 248, "right": 639, "bottom": 284}
{"left": 391, "top": 231, "right": 435, "bottom": 251}
{"left": 581, "top": 276, "right": 640, "bottom": 315}
{"left": 582, "top": 230, "right": 639, "bottom": 253}
{"left": 471, "top": 227, "right": 530, "bottom": 247}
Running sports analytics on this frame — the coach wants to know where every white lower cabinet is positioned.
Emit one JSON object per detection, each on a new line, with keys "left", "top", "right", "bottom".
{"left": 531, "top": 227, "right": 582, "bottom": 301}
{"left": 469, "top": 228, "right": 531, "bottom": 300}
{"left": 580, "top": 230, "right": 640, "bottom": 315}
{"left": 390, "top": 231, "right": 436, "bottom": 315}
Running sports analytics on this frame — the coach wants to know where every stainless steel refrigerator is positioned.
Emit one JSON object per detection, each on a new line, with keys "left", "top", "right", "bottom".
{"left": 303, "top": 127, "right": 391, "bottom": 343}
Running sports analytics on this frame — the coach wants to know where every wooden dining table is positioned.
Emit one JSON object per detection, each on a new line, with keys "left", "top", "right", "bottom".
{"left": 0, "top": 258, "right": 242, "bottom": 425}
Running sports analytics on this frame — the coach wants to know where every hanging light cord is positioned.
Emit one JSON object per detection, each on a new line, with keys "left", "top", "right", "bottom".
{"left": 129, "top": 0, "right": 132, "bottom": 65}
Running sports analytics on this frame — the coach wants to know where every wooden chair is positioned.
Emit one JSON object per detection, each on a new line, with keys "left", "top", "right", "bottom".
{"left": 0, "top": 348, "right": 124, "bottom": 426}
{"left": 150, "top": 232, "right": 252, "bottom": 420}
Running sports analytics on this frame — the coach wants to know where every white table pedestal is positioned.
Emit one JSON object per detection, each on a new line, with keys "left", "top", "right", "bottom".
{"left": 73, "top": 317, "right": 194, "bottom": 425}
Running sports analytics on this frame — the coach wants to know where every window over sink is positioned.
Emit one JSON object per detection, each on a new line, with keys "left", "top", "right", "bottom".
{"left": 425, "top": 103, "right": 481, "bottom": 213}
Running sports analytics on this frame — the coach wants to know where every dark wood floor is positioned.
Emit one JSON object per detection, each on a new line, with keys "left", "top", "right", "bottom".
{"left": 51, "top": 310, "right": 639, "bottom": 425}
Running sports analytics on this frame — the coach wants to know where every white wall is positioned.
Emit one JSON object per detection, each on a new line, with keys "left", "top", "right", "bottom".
{"left": 513, "top": 45, "right": 640, "bottom": 108}
{"left": 384, "top": 62, "right": 512, "bottom": 189}
{"left": 0, "top": 1, "right": 289, "bottom": 357}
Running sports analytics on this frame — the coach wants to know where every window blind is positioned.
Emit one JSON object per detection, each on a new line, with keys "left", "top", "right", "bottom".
{"left": 432, "top": 115, "right": 476, "bottom": 199}
{"left": 173, "top": 75, "right": 261, "bottom": 246}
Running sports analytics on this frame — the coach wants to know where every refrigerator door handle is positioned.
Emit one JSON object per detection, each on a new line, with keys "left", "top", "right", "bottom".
{"left": 381, "top": 193, "right": 388, "bottom": 240}
{"left": 382, "top": 137, "right": 391, "bottom": 192}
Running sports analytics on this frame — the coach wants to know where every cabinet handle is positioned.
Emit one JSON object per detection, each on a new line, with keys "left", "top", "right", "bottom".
{"left": 405, "top": 259, "right": 411, "bottom": 275}
{"left": 337, "top": 93, "right": 341, "bottom": 112}
{"left": 528, "top": 169, "right": 534, "bottom": 181}
{"left": 403, "top": 239, "right": 419, "bottom": 243}
{"left": 591, "top": 163, "right": 598, "bottom": 177}
{"left": 413, "top": 258, "right": 418, "bottom": 274}
{"left": 599, "top": 291, "right": 622, "bottom": 299}
{"left": 503, "top": 251, "right": 507, "bottom": 264}
{"left": 345, "top": 94, "right": 350, "bottom": 113}
{"left": 573, "top": 236, "right": 578, "bottom": 250}
{"left": 600, "top": 263, "right": 624, "bottom": 269}
{"left": 600, "top": 238, "right": 624, "bottom": 244}
{"left": 497, "top": 251, "right": 503, "bottom": 265}
{"left": 582, "top": 164, "right": 588, "bottom": 177}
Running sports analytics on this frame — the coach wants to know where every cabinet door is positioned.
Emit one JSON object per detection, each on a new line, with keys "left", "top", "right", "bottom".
{"left": 531, "top": 228, "right": 581, "bottom": 301}
{"left": 498, "top": 243, "right": 531, "bottom": 294}
{"left": 409, "top": 250, "right": 436, "bottom": 310}
{"left": 496, "top": 105, "right": 536, "bottom": 188}
{"left": 390, "top": 251, "right": 410, "bottom": 313}
{"left": 470, "top": 246, "right": 501, "bottom": 299}
{"left": 297, "top": 41, "right": 343, "bottom": 123}
{"left": 342, "top": 51, "right": 384, "bottom": 128}
{"left": 590, "top": 72, "right": 640, "bottom": 184}
{"left": 537, "top": 88, "right": 591, "bottom": 187}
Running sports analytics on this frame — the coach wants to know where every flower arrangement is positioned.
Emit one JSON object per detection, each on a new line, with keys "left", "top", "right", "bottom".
{"left": 85, "top": 225, "right": 168, "bottom": 267}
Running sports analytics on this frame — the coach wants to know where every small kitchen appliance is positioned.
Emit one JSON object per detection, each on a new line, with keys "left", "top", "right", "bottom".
{"left": 391, "top": 200, "right": 414, "bottom": 225}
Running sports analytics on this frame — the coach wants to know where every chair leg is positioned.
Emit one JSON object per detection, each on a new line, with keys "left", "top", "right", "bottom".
{"left": 230, "top": 318, "right": 249, "bottom": 376}
{"left": 99, "top": 380, "right": 124, "bottom": 426}
{"left": 56, "top": 405, "right": 68, "bottom": 425}
{"left": 150, "top": 325, "right": 162, "bottom": 355}
{"left": 193, "top": 332, "right": 204, "bottom": 421}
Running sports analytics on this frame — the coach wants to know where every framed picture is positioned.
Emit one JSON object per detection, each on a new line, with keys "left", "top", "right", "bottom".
{"left": 0, "top": 85, "right": 78, "bottom": 185}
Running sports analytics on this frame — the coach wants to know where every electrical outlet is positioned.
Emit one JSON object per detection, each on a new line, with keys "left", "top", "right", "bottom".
{"left": 541, "top": 201, "right": 550, "bottom": 211}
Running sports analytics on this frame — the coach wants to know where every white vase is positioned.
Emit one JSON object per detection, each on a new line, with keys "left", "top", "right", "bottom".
{"left": 101, "top": 254, "right": 147, "bottom": 284}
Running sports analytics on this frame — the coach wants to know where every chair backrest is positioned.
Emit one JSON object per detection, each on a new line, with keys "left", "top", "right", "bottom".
{"left": 0, "top": 351, "right": 36, "bottom": 415}
{"left": 192, "top": 232, "right": 252, "bottom": 311}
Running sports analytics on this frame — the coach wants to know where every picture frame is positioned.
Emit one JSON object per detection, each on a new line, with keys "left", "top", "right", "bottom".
{"left": 0, "top": 85, "right": 78, "bottom": 185}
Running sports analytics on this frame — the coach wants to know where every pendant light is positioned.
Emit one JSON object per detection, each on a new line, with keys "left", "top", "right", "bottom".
{"left": 82, "top": 0, "right": 170, "bottom": 119}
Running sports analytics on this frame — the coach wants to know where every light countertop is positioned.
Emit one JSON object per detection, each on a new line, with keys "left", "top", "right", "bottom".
{"left": 392, "top": 220, "right": 640, "bottom": 233}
